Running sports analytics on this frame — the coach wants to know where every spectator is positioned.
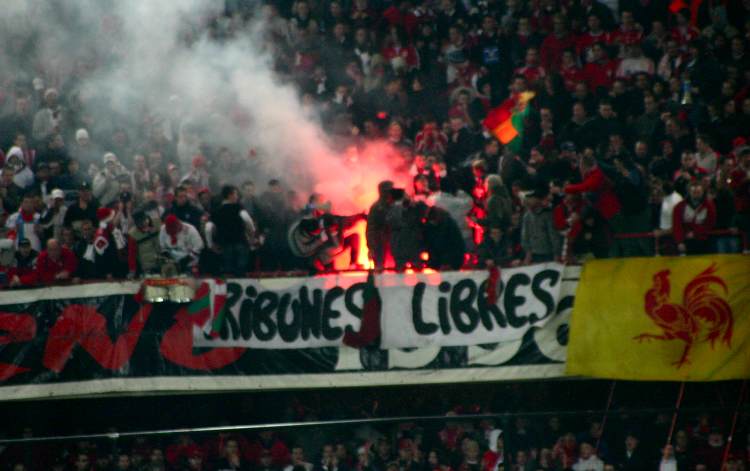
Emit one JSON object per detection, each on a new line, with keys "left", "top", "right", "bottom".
{"left": 285, "top": 447, "right": 314, "bottom": 471}
{"left": 72, "top": 219, "right": 97, "bottom": 280}
{"left": 39, "top": 189, "right": 67, "bottom": 241}
{"left": 366, "top": 181, "right": 393, "bottom": 269}
{"left": 572, "top": 442, "right": 603, "bottom": 471}
{"left": 5, "top": 148, "right": 34, "bottom": 190}
{"left": 159, "top": 214, "right": 204, "bottom": 275}
{"left": 481, "top": 175, "right": 512, "bottom": 231}
{"left": 481, "top": 430, "right": 507, "bottom": 471}
{"left": 695, "top": 134, "right": 719, "bottom": 174}
{"left": 5, "top": 194, "right": 41, "bottom": 252}
{"left": 386, "top": 191, "right": 424, "bottom": 270}
{"left": 93, "top": 207, "right": 127, "bottom": 279}
{"left": 423, "top": 205, "right": 465, "bottom": 269}
{"left": 520, "top": 188, "right": 561, "bottom": 264}
{"left": 64, "top": 181, "right": 99, "bottom": 235}
{"left": 214, "top": 438, "right": 251, "bottom": 471}
{"left": 165, "top": 185, "right": 205, "bottom": 230}
{"left": 208, "top": 185, "right": 255, "bottom": 276}
{"left": 31, "top": 88, "right": 63, "bottom": 145}
{"left": 11, "top": 238, "right": 38, "bottom": 282}
{"left": 144, "top": 448, "right": 166, "bottom": 471}
{"left": 672, "top": 180, "right": 717, "bottom": 255}
{"left": 11, "top": 238, "right": 76, "bottom": 286}
{"left": 128, "top": 211, "right": 161, "bottom": 277}
{"left": 93, "top": 152, "right": 128, "bottom": 207}
{"left": 617, "top": 433, "right": 647, "bottom": 471}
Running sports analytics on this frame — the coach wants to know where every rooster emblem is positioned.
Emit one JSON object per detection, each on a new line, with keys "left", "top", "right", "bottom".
{"left": 634, "top": 263, "right": 733, "bottom": 369}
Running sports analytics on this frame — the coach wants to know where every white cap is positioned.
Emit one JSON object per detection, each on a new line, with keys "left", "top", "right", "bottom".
{"left": 75, "top": 128, "right": 89, "bottom": 142}
{"left": 51, "top": 189, "right": 65, "bottom": 200}
{"left": 32, "top": 77, "right": 45, "bottom": 91}
{"left": 44, "top": 88, "right": 58, "bottom": 99}
{"left": 103, "top": 152, "right": 118, "bottom": 164}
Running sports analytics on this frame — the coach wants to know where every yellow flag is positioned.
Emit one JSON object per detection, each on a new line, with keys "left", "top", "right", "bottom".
{"left": 566, "top": 255, "right": 750, "bottom": 381}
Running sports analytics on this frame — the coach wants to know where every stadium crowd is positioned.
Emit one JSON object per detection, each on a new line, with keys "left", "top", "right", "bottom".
{"left": 1, "top": 396, "right": 748, "bottom": 471}
{"left": 0, "top": 0, "right": 749, "bottom": 286}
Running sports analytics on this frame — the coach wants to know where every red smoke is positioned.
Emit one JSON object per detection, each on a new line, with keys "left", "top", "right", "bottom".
{"left": 311, "top": 141, "right": 411, "bottom": 269}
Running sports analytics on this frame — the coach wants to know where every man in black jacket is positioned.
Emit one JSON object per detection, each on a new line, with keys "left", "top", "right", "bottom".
{"left": 210, "top": 185, "right": 255, "bottom": 276}
{"left": 423, "top": 205, "right": 465, "bottom": 269}
{"left": 164, "top": 185, "right": 204, "bottom": 229}
{"left": 618, "top": 433, "right": 648, "bottom": 471}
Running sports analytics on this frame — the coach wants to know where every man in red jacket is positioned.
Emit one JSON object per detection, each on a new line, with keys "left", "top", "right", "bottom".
{"left": 672, "top": 181, "right": 717, "bottom": 254}
{"left": 564, "top": 154, "right": 621, "bottom": 221}
{"left": 11, "top": 238, "right": 77, "bottom": 286}
{"left": 541, "top": 14, "right": 576, "bottom": 70}
{"left": 582, "top": 43, "right": 618, "bottom": 93}
{"left": 564, "top": 154, "right": 630, "bottom": 257}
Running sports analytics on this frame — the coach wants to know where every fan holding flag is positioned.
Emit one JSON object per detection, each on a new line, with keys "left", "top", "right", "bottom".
{"left": 482, "top": 82, "right": 535, "bottom": 154}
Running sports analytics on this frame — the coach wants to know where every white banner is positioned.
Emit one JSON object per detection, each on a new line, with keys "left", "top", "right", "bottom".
{"left": 193, "top": 263, "right": 567, "bottom": 350}
{"left": 381, "top": 262, "right": 565, "bottom": 348}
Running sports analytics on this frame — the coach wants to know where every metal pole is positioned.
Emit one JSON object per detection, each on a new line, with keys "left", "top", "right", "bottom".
{"left": 1, "top": 405, "right": 743, "bottom": 446}
{"left": 595, "top": 381, "right": 617, "bottom": 454}
{"left": 666, "top": 382, "right": 686, "bottom": 446}
{"left": 720, "top": 380, "right": 747, "bottom": 470}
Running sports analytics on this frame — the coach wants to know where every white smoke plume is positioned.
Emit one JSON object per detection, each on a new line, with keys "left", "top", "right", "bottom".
{"left": 0, "top": 0, "right": 409, "bottom": 213}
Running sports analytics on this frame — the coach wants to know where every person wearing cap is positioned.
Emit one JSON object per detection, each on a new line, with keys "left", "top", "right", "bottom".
{"left": 520, "top": 186, "right": 561, "bottom": 265}
{"left": 159, "top": 214, "right": 204, "bottom": 275}
{"left": 482, "top": 429, "right": 506, "bottom": 471}
{"left": 40, "top": 189, "right": 67, "bottom": 241}
{"left": 5, "top": 147, "right": 34, "bottom": 190}
{"left": 127, "top": 211, "right": 161, "bottom": 277}
{"left": 31, "top": 88, "right": 62, "bottom": 145}
{"left": 63, "top": 181, "right": 99, "bottom": 235}
{"left": 10, "top": 238, "right": 39, "bottom": 284}
{"left": 11, "top": 238, "right": 77, "bottom": 287}
{"left": 0, "top": 166, "right": 24, "bottom": 214}
{"left": 93, "top": 152, "right": 128, "bottom": 206}
{"left": 71, "top": 128, "right": 101, "bottom": 170}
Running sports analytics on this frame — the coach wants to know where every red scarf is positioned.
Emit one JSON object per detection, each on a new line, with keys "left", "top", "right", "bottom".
{"left": 165, "top": 216, "right": 182, "bottom": 245}
{"left": 19, "top": 209, "right": 35, "bottom": 223}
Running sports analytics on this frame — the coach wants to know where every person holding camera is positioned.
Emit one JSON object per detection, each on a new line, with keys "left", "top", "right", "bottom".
{"left": 93, "top": 152, "right": 129, "bottom": 206}
{"left": 288, "top": 197, "right": 365, "bottom": 272}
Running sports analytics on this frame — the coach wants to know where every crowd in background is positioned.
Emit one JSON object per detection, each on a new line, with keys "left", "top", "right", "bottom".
{"left": 0, "top": 0, "right": 749, "bottom": 286}
{"left": 1, "top": 381, "right": 748, "bottom": 471}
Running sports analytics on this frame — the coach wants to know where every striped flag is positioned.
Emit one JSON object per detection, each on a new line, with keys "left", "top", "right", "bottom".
{"left": 187, "top": 279, "right": 228, "bottom": 338}
{"left": 482, "top": 91, "right": 535, "bottom": 151}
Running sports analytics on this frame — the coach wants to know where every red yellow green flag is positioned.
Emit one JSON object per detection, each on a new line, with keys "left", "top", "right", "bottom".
{"left": 482, "top": 91, "right": 535, "bottom": 147}
{"left": 566, "top": 255, "right": 750, "bottom": 381}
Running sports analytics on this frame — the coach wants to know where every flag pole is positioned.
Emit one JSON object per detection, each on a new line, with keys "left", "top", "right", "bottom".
{"left": 595, "top": 380, "right": 617, "bottom": 455}
{"left": 666, "top": 382, "right": 686, "bottom": 446}
{"left": 720, "top": 380, "right": 747, "bottom": 470}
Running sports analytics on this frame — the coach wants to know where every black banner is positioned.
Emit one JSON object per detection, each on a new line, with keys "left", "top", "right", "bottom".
{"left": 0, "top": 273, "right": 576, "bottom": 400}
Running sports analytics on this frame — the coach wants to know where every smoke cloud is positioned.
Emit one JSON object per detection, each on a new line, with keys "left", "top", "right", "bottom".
{"left": 0, "top": 0, "right": 410, "bottom": 213}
